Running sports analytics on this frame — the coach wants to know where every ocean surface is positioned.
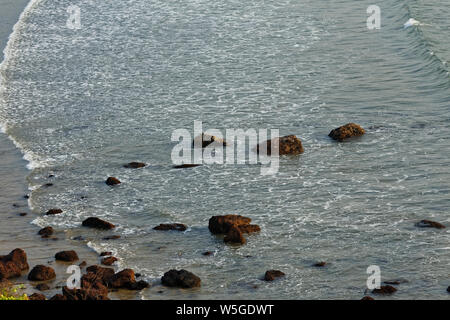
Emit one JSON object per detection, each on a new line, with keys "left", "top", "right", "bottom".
{"left": 0, "top": 0, "right": 449, "bottom": 299}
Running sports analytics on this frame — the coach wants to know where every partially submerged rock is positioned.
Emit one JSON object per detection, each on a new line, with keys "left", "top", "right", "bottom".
{"left": 415, "top": 220, "right": 445, "bottom": 229}
{"left": 313, "top": 262, "right": 327, "bottom": 267}
{"left": 256, "top": 135, "right": 304, "bottom": 156}
{"left": 361, "top": 296, "right": 374, "bottom": 300}
{"left": 123, "top": 162, "right": 146, "bottom": 169}
{"left": 193, "top": 133, "right": 227, "bottom": 148}
{"left": 38, "top": 226, "right": 54, "bottom": 238}
{"left": 0, "top": 248, "right": 29, "bottom": 280}
{"left": 82, "top": 217, "right": 115, "bottom": 230}
{"left": 372, "top": 285, "right": 397, "bottom": 295}
{"left": 29, "top": 293, "right": 46, "bottom": 300}
{"left": 224, "top": 225, "right": 246, "bottom": 245}
{"left": 209, "top": 214, "right": 260, "bottom": 245}
{"left": 328, "top": 123, "right": 365, "bottom": 141}
{"left": 28, "top": 265, "right": 56, "bottom": 281}
{"left": 45, "top": 208, "right": 63, "bottom": 215}
{"left": 105, "top": 177, "right": 121, "bottom": 185}
{"left": 101, "top": 256, "right": 118, "bottom": 266}
{"left": 173, "top": 164, "right": 201, "bottom": 169}
{"left": 103, "top": 235, "right": 121, "bottom": 240}
{"left": 161, "top": 269, "right": 201, "bottom": 288}
{"left": 36, "top": 283, "right": 50, "bottom": 291}
{"left": 264, "top": 270, "right": 285, "bottom": 281}
{"left": 100, "top": 252, "right": 112, "bottom": 257}
{"left": 55, "top": 250, "right": 79, "bottom": 262}
{"left": 154, "top": 223, "right": 187, "bottom": 232}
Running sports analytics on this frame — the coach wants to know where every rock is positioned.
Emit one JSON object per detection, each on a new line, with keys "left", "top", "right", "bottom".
{"left": 224, "top": 225, "right": 246, "bottom": 245}
{"left": 124, "top": 162, "right": 146, "bottom": 168}
{"left": 447, "top": 286, "right": 450, "bottom": 293}
{"left": 202, "top": 251, "right": 213, "bottom": 256}
{"left": 38, "top": 227, "right": 54, "bottom": 237}
{"left": 130, "top": 280, "right": 150, "bottom": 290}
{"left": 24, "top": 195, "right": 30, "bottom": 199}
{"left": 62, "top": 284, "right": 109, "bottom": 300}
{"left": 173, "top": 164, "right": 201, "bottom": 169}
{"left": 264, "top": 270, "right": 285, "bottom": 281}
{"left": 28, "top": 293, "right": 46, "bottom": 300}
{"left": 238, "top": 224, "right": 261, "bottom": 234}
{"left": 135, "top": 273, "right": 142, "bottom": 278}
{"left": 55, "top": 250, "right": 79, "bottom": 262}
{"left": 49, "top": 294, "right": 67, "bottom": 300}
{"left": 84, "top": 265, "right": 115, "bottom": 285}
{"left": 43, "top": 183, "right": 53, "bottom": 188}
{"left": 35, "top": 283, "right": 50, "bottom": 291}
{"left": 161, "top": 269, "right": 201, "bottom": 288}
{"left": 28, "top": 265, "right": 56, "bottom": 281}
{"left": 372, "top": 285, "right": 397, "bottom": 295}
{"left": 154, "top": 223, "right": 187, "bottom": 232}
{"left": 19, "top": 212, "right": 27, "bottom": 216}
{"left": 0, "top": 248, "right": 29, "bottom": 280}
{"left": 329, "top": 123, "right": 365, "bottom": 141}
{"left": 313, "top": 262, "right": 327, "bottom": 267}
{"left": 100, "top": 252, "right": 112, "bottom": 257}
{"left": 45, "top": 208, "right": 63, "bottom": 215}
{"left": 256, "top": 135, "right": 304, "bottom": 156}
{"left": 82, "top": 217, "right": 115, "bottom": 230}
{"left": 106, "top": 177, "right": 121, "bottom": 185}
{"left": 103, "top": 235, "right": 121, "bottom": 240}
{"left": 193, "top": 133, "right": 227, "bottom": 148}
{"left": 383, "top": 280, "right": 401, "bottom": 285}
{"left": 101, "top": 256, "right": 118, "bottom": 266}
{"left": 415, "top": 220, "right": 445, "bottom": 229}
{"left": 107, "top": 269, "right": 136, "bottom": 289}
{"left": 79, "top": 261, "right": 87, "bottom": 268}
{"left": 208, "top": 215, "right": 252, "bottom": 234}
{"left": 361, "top": 296, "right": 374, "bottom": 300}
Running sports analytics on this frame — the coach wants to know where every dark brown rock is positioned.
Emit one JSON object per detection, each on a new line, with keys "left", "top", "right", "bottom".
{"left": 79, "top": 261, "right": 87, "bottom": 268}
{"left": 264, "top": 270, "right": 285, "bottom": 281}
{"left": 103, "top": 235, "right": 121, "bottom": 240}
{"left": 101, "top": 256, "right": 118, "bottom": 266}
{"left": 35, "top": 283, "right": 50, "bottom": 291}
{"left": 372, "top": 285, "right": 397, "bottom": 295}
{"left": 238, "top": 224, "right": 261, "bottom": 234}
{"left": 415, "top": 220, "right": 445, "bottom": 229}
{"left": 329, "top": 123, "right": 365, "bottom": 141}
{"left": 107, "top": 269, "right": 136, "bottom": 289}
{"left": 256, "top": 135, "right": 304, "bottom": 156}
{"left": 82, "top": 217, "right": 115, "bottom": 230}
{"left": 0, "top": 248, "right": 29, "bottom": 280}
{"left": 208, "top": 215, "right": 252, "bottom": 234}
{"left": 193, "top": 133, "right": 227, "bottom": 148}
{"left": 45, "top": 208, "right": 63, "bottom": 215}
{"left": 124, "top": 162, "right": 146, "bottom": 168}
{"left": 361, "top": 296, "right": 374, "bottom": 300}
{"left": 106, "top": 177, "right": 121, "bottom": 185}
{"left": 28, "top": 265, "right": 56, "bottom": 281}
{"left": 313, "top": 262, "right": 327, "bottom": 267}
{"left": 19, "top": 212, "right": 27, "bottom": 216}
{"left": 62, "top": 283, "right": 109, "bottom": 300}
{"left": 49, "top": 294, "right": 67, "bottom": 300}
{"left": 173, "top": 164, "right": 201, "bottom": 169}
{"left": 202, "top": 251, "right": 213, "bottom": 256}
{"left": 100, "top": 252, "right": 112, "bottom": 257}
{"left": 161, "top": 269, "right": 201, "bottom": 288}
{"left": 154, "top": 223, "right": 187, "bottom": 232}
{"left": 55, "top": 250, "right": 79, "bottom": 262}
{"left": 38, "top": 226, "right": 54, "bottom": 237}
{"left": 28, "top": 293, "right": 46, "bottom": 300}
{"left": 224, "top": 225, "right": 246, "bottom": 245}
{"left": 447, "top": 286, "right": 450, "bottom": 293}
{"left": 83, "top": 265, "right": 115, "bottom": 285}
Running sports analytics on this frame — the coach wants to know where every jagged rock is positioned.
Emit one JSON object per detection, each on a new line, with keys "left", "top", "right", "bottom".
{"left": 238, "top": 224, "right": 261, "bottom": 234}
{"left": 103, "top": 235, "right": 121, "bottom": 240}
{"left": 28, "top": 265, "right": 56, "bottom": 281}
{"left": 55, "top": 250, "right": 79, "bottom": 262}
{"left": 256, "top": 135, "right": 304, "bottom": 156}
{"left": 82, "top": 217, "right": 115, "bottom": 230}
{"left": 105, "top": 177, "right": 121, "bottom": 185}
{"left": 45, "top": 208, "right": 63, "bottom": 215}
{"left": 107, "top": 269, "right": 136, "bottom": 289}
{"left": 161, "top": 269, "right": 201, "bottom": 288}
{"left": 124, "top": 162, "right": 146, "bottom": 168}
{"left": 62, "top": 284, "right": 109, "bottom": 301}
{"left": 154, "top": 223, "right": 187, "bottom": 232}
{"left": 0, "top": 249, "right": 29, "bottom": 280}
{"left": 415, "top": 220, "right": 445, "bottom": 229}
{"left": 264, "top": 270, "right": 285, "bottom": 281}
{"left": 329, "top": 123, "right": 365, "bottom": 141}
{"left": 101, "top": 257, "right": 118, "bottom": 266}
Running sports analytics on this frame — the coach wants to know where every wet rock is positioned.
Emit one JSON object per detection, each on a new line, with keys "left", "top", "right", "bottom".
{"left": 45, "top": 208, "right": 63, "bottom": 215}
{"left": 256, "top": 135, "right": 304, "bottom": 156}
{"left": 55, "top": 250, "right": 79, "bottom": 262}
{"left": 28, "top": 293, "right": 46, "bottom": 300}
{"left": 84, "top": 265, "right": 115, "bottom": 284}
{"left": 107, "top": 269, "right": 137, "bottom": 289}
{"left": 103, "top": 235, "right": 121, "bottom": 240}
{"left": 132, "top": 280, "right": 150, "bottom": 290}
{"left": 0, "top": 248, "right": 29, "bottom": 280}
{"left": 415, "top": 220, "right": 445, "bottom": 229}
{"left": 100, "top": 251, "right": 112, "bottom": 257}
{"left": 24, "top": 195, "right": 30, "bottom": 199}
{"left": 372, "top": 285, "right": 397, "bottom": 295}
{"left": 154, "top": 223, "right": 187, "bottom": 232}
{"left": 202, "top": 251, "right": 213, "bottom": 256}
{"left": 361, "top": 296, "right": 374, "bottom": 300}
{"left": 193, "top": 133, "right": 227, "bottom": 148}
{"left": 264, "top": 270, "right": 285, "bottom": 281}
{"left": 72, "top": 236, "right": 85, "bottom": 241}
{"left": 38, "top": 226, "right": 54, "bottom": 237}
{"left": 82, "top": 217, "right": 115, "bottom": 230}
{"left": 313, "top": 262, "right": 327, "bottom": 267}
{"left": 173, "top": 164, "right": 201, "bottom": 169}
{"left": 79, "top": 261, "right": 87, "bottom": 268}
{"left": 161, "top": 269, "right": 201, "bottom": 288}
{"left": 124, "top": 162, "right": 146, "bottom": 168}
{"left": 62, "top": 284, "right": 109, "bottom": 301}
{"left": 135, "top": 273, "right": 141, "bottom": 278}
{"left": 238, "top": 224, "right": 261, "bottom": 234}
{"left": 328, "top": 123, "right": 365, "bottom": 141}
{"left": 49, "top": 294, "right": 66, "bottom": 300}
{"left": 35, "top": 283, "right": 50, "bottom": 291}
{"left": 383, "top": 280, "right": 401, "bottom": 285}
{"left": 28, "top": 265, "right": 56, "bottom": 281}
{"left": 101, "top": 256, "right": 118, "bottom": 266}
{"left": 224, "top": 225, "right": 246, "bottom": 245}
{"left": 208, "top": 215, "right": 252, "bottom": 235}
{"left": 19, "top": 212, "right": 27, "bottom": 216}
{"left": 105, "top": 177, "right": 121, "bottom": 185}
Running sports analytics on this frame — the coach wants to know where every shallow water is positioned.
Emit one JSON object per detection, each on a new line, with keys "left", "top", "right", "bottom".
{"left": 0, "top": 0, "right": 449, "bottom": 299}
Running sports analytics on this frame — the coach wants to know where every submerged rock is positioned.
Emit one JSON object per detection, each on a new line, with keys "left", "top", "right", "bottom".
{"left": 0, "top": 248, "right": 29, "bottom": 280}
{"left": 28, "top": 265, "right": 56, "bottom": 281}
{"left": 193, "top": 133, "right": 227, "bottom": 148}
{"left": 264, "top": 270, "right": 285, "bottom": 281}
{"left": 328, "top": 123, "right": 365, "bottom": 141}
{"left": 415, "top": 220, "right": 445, "bottom": 229}
{"left": 38, "top": 226, "right": 54, "bottom": 238}
{"left": 372, "top": 285, "right": 397, "bottom": 295}
{"left": 256, "top": 135, "right": 304, "bottom": 156}
{"left": 105, "top": 177, "right": 121, "bottom": 185}
{"left": 82, "top": 217, "right": 115, "bottom": 230}
{"left": 45, "top": 208, "right": 63, "bottom": 215}
{"left": 55, "top": 250, "right": 79, "bottom": 262}
{"left": 154, "top": 223, "right": 187, "bottom": 232}
{"left": 161, "top": 269, "right": 201, "bottom": 288}
{"left": 123, "top": 162, "right": 146, "bottom": 168}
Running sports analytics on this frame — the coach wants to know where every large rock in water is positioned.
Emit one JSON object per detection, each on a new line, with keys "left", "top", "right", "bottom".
{"left": 264, "top": 270, "right": 285, "bottom": 281}
{"left": 38, "top": 226, "right": 54, "bottom": 238}
{"left": 154, "top": 223, "right": 187, "bottom": 231}
{"left": 193, "top": 133, "right": 227, "bottom": 148}
{"left": 0, "top": 248, "right": 29, "bottom": 280}
{"left": 208, "top": 215, "right": 252, "bottom": 234}
{"left": 45, "top": 208, "right": 63, "bottom": 215}
{"left": 256, "top": 135, "right": 304, "bottom": 156}
{"left": 415, "top": 220, "right": 445, "bottom": 229}
{"left": 161, "top": 269, "right": 201, "bottom": 288}
{"left": 105, "top": 177, "right": 121, "bottom": 185}
{"left": 55, "top": 250, "right": 79, "bottom": 262}
{"left": 328, "top": 123, "right": 365, "bottom": 141}
{"left": 28, "top": 265, "right": 56, "bottom": 281}
{"left": 82, "top": 217, "right": 115, "bottom": 230}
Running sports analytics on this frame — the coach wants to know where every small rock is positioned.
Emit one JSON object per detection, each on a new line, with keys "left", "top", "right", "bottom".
{"left": 19, "top": 212, "right": 27, "bottom": 216}
{"left": 38, "top": 226, "right": 54, "bottom": 237}
{"left": 135, "top": 273, "right": 141, "bottom": 278}
{"left": 224, "top": 225, "right": 246, "bottom": 245}
{"left": 35, "top": 283, "right": 50, "bottom": 291}
{"left": 28, "top": 265, "right": 56, "bottom": 281}
{"left": 361, "top": 296, "right": 374, "bottom": 300}
{"left": 264, "top": 270, "right": 285, "bottom": 281}
{"left": 154, "top": 223, "right": 187, "bottom": 232}
{"left": 55, "top": 250, "right": 79, "bottom": 262}
{"left": 192, "top": 133, "right": 227, "bottom": 148}
{"left": 0, "top": 248, "right": 29, "bottom": 280}
{"left": 447, "top": 286, "right": 450, "bottom": 293}
{"left": 103, "top": 235, "right": 121, "bottom": 240}
{"left": 106, "top": 177, "right": 121, "bottom": 185}
{"left": 161, "top": 269, "right": 201, "bottom": 288}
{"left": 313, "top": 262, "right": 327, "bottom": 267}
{"left": 208, "top": 215, "right": 252, "bottom": 235}
{"left": 45, "top": 208, "right": 63, "bottom": 215}
{"left": 415, "top": 220, "right": 445, "bottom": 229}
{"left": 202, "top": 251, "right": 213, "bottom": 256}
{"left": 173, "top": 164, "right": 201, "bottom": 169}
{"left": 107, "top": 269, "right": 136, "bottom": 289}
{"left": 329, "top": 123, "right": 365, "bottom": 141}
{"left": 256, "top": 135, "right": 304, "bottom": 156}
{"left": 43, "top": 183, "right": 53, "bottom": 187}
{"left": 24, "top": 195, "right": 30, "bottom": 199}
{"left": 49, "top": 294, "right": 66, "bottom": 300}
{"left": 82, "top": 217, "right": 115, "bottom": 230}
{"left": 124, "top": 162, "right": 146, "bottom": 168}
{"left": 28, "top": 293, "right": 46, "bottom": 300}
{"left": 372, "top": 285, "right": 397, "bottom": 295}
{"left": 101, "top": 256, "right": 118, "bottom": 266}
{"left": 100, "top": 252, "right": 112, "bottom": 257}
